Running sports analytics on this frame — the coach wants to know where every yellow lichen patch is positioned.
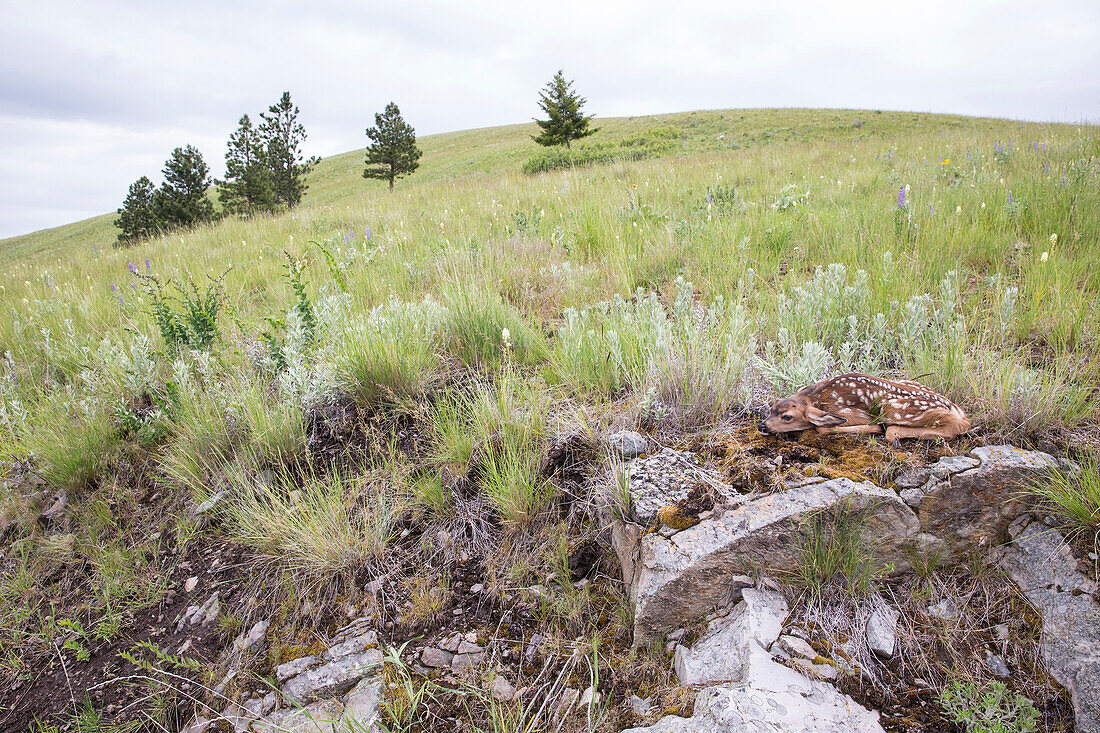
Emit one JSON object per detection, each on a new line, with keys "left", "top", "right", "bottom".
{"left": 657, "top": 505, "right": 701, "bottom": 531}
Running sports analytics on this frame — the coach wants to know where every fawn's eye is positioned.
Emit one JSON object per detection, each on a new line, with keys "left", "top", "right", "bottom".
{"left": 782, "top": 415, "right": 793, "bottom": 422}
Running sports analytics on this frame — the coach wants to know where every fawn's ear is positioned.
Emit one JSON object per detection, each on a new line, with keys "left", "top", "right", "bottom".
{"left": 806, "top": 405, "right": 846, "bottom": 427}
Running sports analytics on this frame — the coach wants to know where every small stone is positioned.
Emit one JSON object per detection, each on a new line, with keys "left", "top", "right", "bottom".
{"left": 439, "top": 634, "right": 463, "bottom": 653}
{"left": 579, "top": 686, "right": 601, "bottom": 707}
{"left": 184, "top": 576, "right": 199, "bottom": 593}
{"left": 451, "top": 651, "right": 485, "bottom": 670}
{"left": 994, "top": 623, "right": 1010, "bottom": 642}
{"left": 927, "top": 598, "right": 960, "bottom": 621}
{"left": 628, "top": 694, "right": 653, "bottom": 717}
{"left": 866, "top": 605, "right": 900, "bottom": 658}
{"left": 524, "top": 634, "right": 544, "bottom": 664}
{"left": 899, "top": 487, "right": 925, "bottom": 509}
{"left": 463, "top": 631, "right": 478, "bottom": 644}
{"left": 421, "top": 647, "right": 453, "bottom": 669}
{"left": 775, "top": 634, "right": 816, "bottom": 660}
{"left": 985, "top": 651, "right": 1011, "bottom": 678}
{"left": 491, "top": 674, "right": 517, "bottom": 702}
{"left": 457, "top": 640, "right": 482, "bottom": 655}
{"left": 233, "top": 620, "right": 270, "bottom": 654}
{"left": 470, "top": 583, "right": 484, "bottom": 594}
{"left": 609, "top": 431, "right": 648, "bottom": 459}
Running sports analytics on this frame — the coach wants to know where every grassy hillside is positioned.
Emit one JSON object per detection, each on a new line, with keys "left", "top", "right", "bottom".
{"left": 0, "top": 108, "right": 1098, "bottom": 731}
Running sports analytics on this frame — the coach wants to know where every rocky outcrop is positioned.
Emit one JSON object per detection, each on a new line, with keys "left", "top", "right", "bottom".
{"left": 917, "top": 446, "right": 1058, "bottom": 558}
{"left": 613, "top": 444, "right": 1063, "bottom": 640}
{"left": 995, "top": 515, "right": 1100, "bottom": 733}
{"left": 625, "top": 588, "right": 884, "bottom": 733}
{"left": 622, "top": 477, "right": 928, "bottom": 639}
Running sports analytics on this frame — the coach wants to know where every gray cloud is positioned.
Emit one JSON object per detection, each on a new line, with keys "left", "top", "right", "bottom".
{"left": 1, "top": 0, "right": 1097, "bottom": 239}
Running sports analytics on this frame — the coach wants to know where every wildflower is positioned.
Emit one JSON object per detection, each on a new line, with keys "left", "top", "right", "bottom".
{"left": 365, "top": 226, "right": 372, "bottom": 240}
{"left": 1007, "top": 192, "right": 1013, "bottom": 203}
{"left": 1050, "top": 233, "right": 1058, "bottom": 246}
{"left": 956, "top": 205, "right": 962, "bottom": 214}
{"left": 942, "top": 158, "right": 950, "bottom": 165}
{"left": 1041, "top": 251, "right": 1049, "bottom": 262}
{"left": 981, "top": 202, "right": 986, "bottom": 209}
{"left": 110, "top": 283, "right": 117, "bottom": 292}
{"left": 897, "top": 185, "right": 907, "bottom": 208}
{"left": 501, "top": 328, "right": 512, "bottom": 348}
{"left": 128, "top": 261, "right": 138, "bottom": 274}
{"left": 145, "top": 257, "right": 151, "bottom": 272}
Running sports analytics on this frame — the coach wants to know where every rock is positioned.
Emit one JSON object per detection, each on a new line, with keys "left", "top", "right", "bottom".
{"left": 233, "top": 620, "right": 270, "bottom": 654}
{"left": 620, "top": 478, "right": 926, "bottom": 640}
{"left": 179, "top": 715, "right": 213, "bottom": 733}
{"left": 674, "top": 589, "right": 788, "bottom": 686}
{"left": 610, "top": 431, "right": 649, "bottom": 459}
{"left": 894, "top": 467, "right": 930, "bottom": 489}
{"left": 774, "top": 634, "right": 816, "bottom": 661}
{"left": 193, "top": 489, "right": 226, "bottom": 517}
{"left": 579, "top": 686, "right": 601, "bottom": 707}
{"left": 865, "top": 605, "right": 899, "bottom": 658}
{"left": 254, "top": 699, "right": 344, "bottom": 733}
{"left": 176, "top": 592, "right": 220, "bottom": 631}
{"left": 629, "top": 694, "right": 654, "bottom": 717}
{"left": 626, "top": 448, "right": 742, "bottom": 525}
{"left": 926, "top": 598, "right": 959, "bottom": 621}
{"left": 281, "top": 649, "right": 384, "bottom": 705}
{"left": 184, "top": 576, "right": 199, "bottom": 593}
{"left": 929, "top": 455, "right": 980, "bottom": 479}
{"left": 919, "top": 446, "right": 1057, "bottom": 559}
{"left": 624, "top": 645, "right": 884, "bottom": 733}
{"left": 995, "top": 516, "right": 1100, "bottom": 732}
{"left": 524, "top": 633, "right": 544, "bottom": 664}
{"left": 492, "top": 674, "right": 517, "bottom": 702}
{"left": 439, "top": 633, "right": 463, "bottom": 653}
{"left": 555, "top": 688, "right": 580, "bottom": 720}
{"left": 326, "top": 629, "right": 378, "bottom": 660}
{"left": 277, "top": 655, "right": 319, "bottom": 684}
{"left": 899, "top": 486, "right": 930, "bottom": 509}
{"left": 791, "top": 657, "right": 839, "bottom": 680}
{"left": 451, "top": 649, "right": 485, "bottom": 670}
{"left": 342, "top": 676, "right": 384, "bottom": 730}
{"left": 421, "top": 647, "right": 453, "bottom": 669}
{"left": 985, "top": 651, "right": 1011, "bottom": 678}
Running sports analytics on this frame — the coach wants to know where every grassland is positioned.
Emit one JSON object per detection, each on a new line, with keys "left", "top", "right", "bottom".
{"left": 0, "top": 107, "right": 1097, "bottom": 731}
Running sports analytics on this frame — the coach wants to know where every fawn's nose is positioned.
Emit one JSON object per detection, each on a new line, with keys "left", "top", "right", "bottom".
{"left": 757, "top": 421, "right": 772, "bottom": 434}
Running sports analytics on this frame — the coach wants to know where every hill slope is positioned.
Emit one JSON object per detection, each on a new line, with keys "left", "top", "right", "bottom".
{"left": 0, "top": 108, "right": 1098, "bottom": 732}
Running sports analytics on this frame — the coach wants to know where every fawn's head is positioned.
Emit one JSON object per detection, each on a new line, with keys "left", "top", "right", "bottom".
{"left": 758, "top": 393, "right": 846, "bottom": 434}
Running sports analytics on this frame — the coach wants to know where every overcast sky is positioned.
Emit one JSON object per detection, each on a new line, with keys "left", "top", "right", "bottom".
{"left": 1, "top": 0, "right": 1098, "bottom": 240}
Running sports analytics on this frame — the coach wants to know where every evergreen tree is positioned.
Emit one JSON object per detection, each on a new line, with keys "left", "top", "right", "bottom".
{"left": 218, "top": 114, "right": 275, "bottom": 215}
{"left": 363, "top": 102, "right": 422, "bottom": 190}
{"left": 154, "top": 145, "right": 215, "bottom": 229}
{"left": 259, "top": 92, "right": 318, "bottom": 208}
{"left": 533, "top": 70, "right": 598, "bottom": 148}
{"left": 115, "top": 176, "right": 160, "bottom": 245}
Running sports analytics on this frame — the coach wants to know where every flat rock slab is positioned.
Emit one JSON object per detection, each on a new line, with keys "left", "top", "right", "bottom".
{"left": 995, "top": 516, "right": 1100, "bottom": 733}
{"left": 675, "top": 589, "right": 788, "bottom": 685}
{"left": 622, "top": 477, "right": 925, "bottom": 639}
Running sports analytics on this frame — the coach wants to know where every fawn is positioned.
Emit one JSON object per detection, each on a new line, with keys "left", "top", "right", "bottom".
{"left": 758, "top": 373, "right": 971, "bottom": 444}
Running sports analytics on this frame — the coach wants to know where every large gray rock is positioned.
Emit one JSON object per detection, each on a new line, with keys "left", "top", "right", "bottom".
{"left": 919, "top": 446, "right": 1057, "bottom": 558}
{"left": 281, "top": 648, "right": 383, "bottom": 705}
{"left": 621, "top": 477, "right": 927, "bottom": 639}
{"left": 627, "top": 588, "right": 883, "bottom": 733}
{"left": 253, "top": 699, "right": 345, "bottom": 733}
{"left": 675, "top": 589, "right": 788, "bottom": 685}
{"left": 610, "top": 431, "right": 649, "bottom": 459}
{"left": 995, "top": 516, "right": 1100, "bottom": 733}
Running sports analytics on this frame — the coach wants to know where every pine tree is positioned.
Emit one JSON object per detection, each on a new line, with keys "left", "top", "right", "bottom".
{"left": 259, "top": 92, "right": 318, "bottom": 208}
{"left": 533, "top": 70, "right": 598, "bottom": 148}
{"left": 218, "top": 114, "right": 275, "bottom": 216}
{"left": 154, "top": 145, "right": 215, "bottom": 229}
{"left": 363, "top": 102, "right": 422, "bottom": 190}
{"left": 115, "top": 176, "right": 160, "bottom": 245}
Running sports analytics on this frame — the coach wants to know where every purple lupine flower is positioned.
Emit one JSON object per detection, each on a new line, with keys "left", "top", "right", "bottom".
{"left": 1007, "top": 191, "right": 1014, "bottom": 203}
{"left": 706, "top": 191, "right": 713, "bottom": 204}
{"left": 130, "top": 281, "right": 137, "bottom": 290}
{"left": 929, "top": 204, "right": 935, "bottom": 214}
{"left": 897, "top": 185, "right": 907, "bottom": 208}
{"left": 1008, "top": 139, "right": 1013, "bottom": 151}
{"left": 1043, "top": 162, "right": 1050, "bottom": 174}
{"left": 128, "top": 261, "right": 138, "bottom": 274}
{"left": 47, "top": 273, "right": 55, "bottom": 290}
{"left": 1042, "top": 142, "right": 1047, "bottom": 152}
{"left": 118, "top": 294, "right": 125, "bottom": 305}
{"left": 365, "top": 226, "right": 372, "bottom": 240}
{"left": 1033, "top": 141, "right": 1038, "bottom": 150}
{"left": 344, "top": 230, "right": 353, "bottom": 244}
{"left": 110, "top": 283, "right": 117, "bottom": 292}
{"left": 145, "top": 257, "right": 151, "bottom": 272}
